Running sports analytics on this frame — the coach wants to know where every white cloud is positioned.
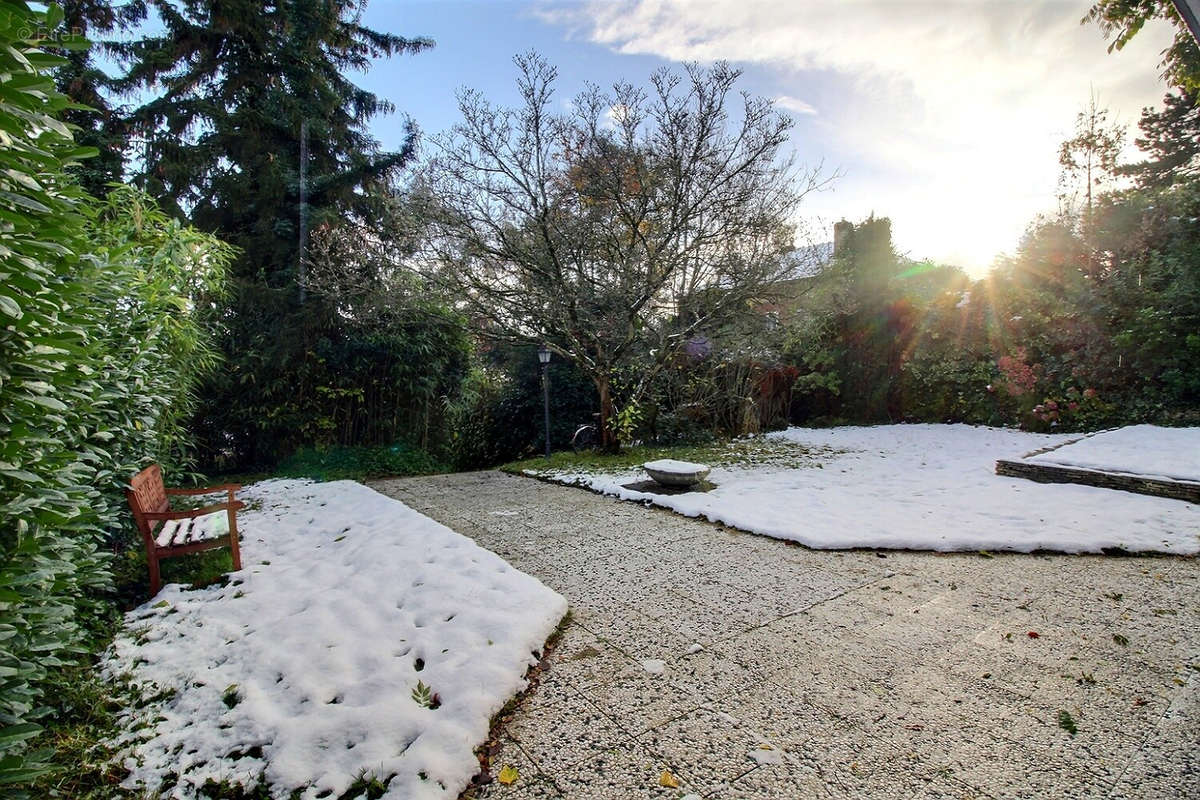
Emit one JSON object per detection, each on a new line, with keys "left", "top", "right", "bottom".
{"left": 604, "top": 101, "right": 633, "bottom": 127}
{"left": 538, "top": 0, "right": 1177, "bottom": 274}
{"left": 775, "top": 94, "right": 817, "bottom": 115}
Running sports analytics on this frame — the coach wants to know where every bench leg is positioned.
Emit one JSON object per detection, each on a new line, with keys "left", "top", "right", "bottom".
{"left": 148, "top": 551, "right": 161, "bottom": 597}
{"left": 227, "top": 507, "right": 242, "bottom": 571}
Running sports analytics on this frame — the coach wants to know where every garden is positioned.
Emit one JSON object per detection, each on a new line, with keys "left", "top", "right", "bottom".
{"left": 1, "top": 0, "right": 1198, "bottom": 798}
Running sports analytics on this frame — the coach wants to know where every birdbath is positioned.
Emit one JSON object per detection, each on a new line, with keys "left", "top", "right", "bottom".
{"left": 643, "top": 459, "right": 711, "bottom": 489}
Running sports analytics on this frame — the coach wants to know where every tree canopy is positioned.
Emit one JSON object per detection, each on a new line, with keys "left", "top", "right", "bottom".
{"left": 1122, "top": 89, "right": 1200, "bottom": 187}
{"left": 106, "top": 0, "right": 450, "bottom": 467}
{"left": 1084, "top": 0, "right": 1200, "bottom": 91}
{"left": 424, "top": 53, "right": 825, "bottom": 449}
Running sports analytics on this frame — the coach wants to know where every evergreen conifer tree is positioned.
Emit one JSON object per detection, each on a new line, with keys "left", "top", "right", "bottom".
{"left": 112, "top": 0, "right": 433, "bottom": 465}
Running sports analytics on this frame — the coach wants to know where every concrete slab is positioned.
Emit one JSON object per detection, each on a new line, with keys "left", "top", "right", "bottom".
{"left": 371, "top": 471, "right": 1198, "bottom": 800}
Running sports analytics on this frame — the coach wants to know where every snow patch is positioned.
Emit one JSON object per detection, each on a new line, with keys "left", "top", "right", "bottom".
{"left": 536, "top": 425, "right": 1199, "bottom": 554}
{"left": 640, "top": 658, "right": 667, "bottom": 674}
{"left": 105, "top": 479, "right": 568, "bottom": 800}
{"left": 749, "top": 745, "right": 784, "bottom": 765}
{"left": 1028, "top": 425, "right": 1200, "bottom": 483}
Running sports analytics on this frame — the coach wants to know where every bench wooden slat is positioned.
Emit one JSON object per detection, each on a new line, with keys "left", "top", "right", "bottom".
{"left": 155, "top": 511, "right": 230, "bottom": 548}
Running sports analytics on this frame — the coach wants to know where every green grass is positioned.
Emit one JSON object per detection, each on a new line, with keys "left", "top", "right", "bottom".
{"left": 22, "top": 658, "right": 135, "bottom": 800}
{"left": 502, "top": 435, "right": 838, "bottom": 475}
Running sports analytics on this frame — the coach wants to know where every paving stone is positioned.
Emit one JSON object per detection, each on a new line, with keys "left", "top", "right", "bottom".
{"left": 636, "top": 704, "right": 771, "bottom": 795}
{"left": 538, "top": 624, "right": 633, "bottom": 691}
{"left": 505, "top": 686, "right": 633, "bottom": 772}
{"left": 576, "top": 608, "right": 697, "bottom": 664}
{"left": 667, "top": 647, "right": 770, "bottom": 697}
{"left": 709, "top": 761, "right": 841, "bottom": 800}
{"left": 657, "top": 590, "right": 763, "bottom": 645}
{"left": 1109, "top": 684, "right": 1200, "bottom": 800}
{"left": 469, "top": 735, "right": 561, "bottom": 799}
{"left": 575, "top": 663, "right": 708, "bottom": 735}
{"left": 373, "top": 472, "right": 1200, "bottom": 800}
{"left": 551, "top": 739, "right": 699, "bottom": 799}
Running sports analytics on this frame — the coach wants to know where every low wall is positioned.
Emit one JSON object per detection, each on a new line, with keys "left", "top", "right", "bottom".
{"left": 995, "top": 459, "right": 1200, "bottom": 504}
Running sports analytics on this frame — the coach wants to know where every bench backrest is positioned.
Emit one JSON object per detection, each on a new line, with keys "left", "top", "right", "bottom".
{"left": 127, "top": 463, "right": 168, "bottom": 537}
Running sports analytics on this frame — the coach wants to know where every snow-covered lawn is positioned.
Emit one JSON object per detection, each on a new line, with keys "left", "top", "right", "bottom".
{"left": 105, "top": 479, "right": 567, "bottom": 800}
{"left": 1027, "top": 424, "right": 1200, "bottom": 483}
{"left": 528, "top": 424, "right": 1199, "bottom": 555}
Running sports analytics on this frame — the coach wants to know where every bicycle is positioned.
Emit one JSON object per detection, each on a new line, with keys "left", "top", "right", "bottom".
{"left": 570, "top": 422, "right": 597, "bottom": 453}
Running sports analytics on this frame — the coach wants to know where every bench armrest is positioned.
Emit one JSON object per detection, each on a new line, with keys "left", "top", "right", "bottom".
{"left": 164, "top": 484, "right": 242, "bottom": 496}
{"left": 140, "top": 500, "right": 245, "bottom": 521}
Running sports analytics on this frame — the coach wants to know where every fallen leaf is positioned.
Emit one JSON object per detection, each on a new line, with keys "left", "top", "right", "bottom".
{"left": 1027, "top": 631, "right": 1040, "bottom": 639}
{"left": 571, "top": 646, "right": 600, "bottom": 660}
{"left": 658, "top": 770, "right": 680, "bottom": 788}
{"left": 497, "top": 765, "right": 519, "bottom": 785}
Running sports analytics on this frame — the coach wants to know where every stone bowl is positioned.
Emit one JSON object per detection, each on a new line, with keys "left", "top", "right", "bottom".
{"left": 643, "top": 459, "right": 712, "bottom": 487}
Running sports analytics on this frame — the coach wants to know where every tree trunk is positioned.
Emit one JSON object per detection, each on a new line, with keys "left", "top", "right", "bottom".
{"left": 595, "top": 373, "right": 619, "bottom": 453}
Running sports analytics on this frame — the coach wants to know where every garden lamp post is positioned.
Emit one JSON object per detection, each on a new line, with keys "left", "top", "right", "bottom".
{"left": 538, "top": 344, "right": 552, "bottom": 459}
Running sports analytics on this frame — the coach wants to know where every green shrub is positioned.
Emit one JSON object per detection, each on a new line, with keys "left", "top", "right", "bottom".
{"left": 277, "top": 443, "right": 447, "bottom": 481}
{"left": 0, "top": 5, "right": 233, "bottom": 788}
{"left": 446, "top": 345, "right": 598, "bottom": 469}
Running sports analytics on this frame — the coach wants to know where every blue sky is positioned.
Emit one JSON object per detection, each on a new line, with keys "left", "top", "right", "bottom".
{"left": 354, "top": 1, "right": 1174, "bottom": 275}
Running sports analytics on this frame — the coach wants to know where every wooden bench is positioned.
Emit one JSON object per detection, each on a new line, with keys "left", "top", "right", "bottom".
{"left": 127, "top": 464, "right": 244, "bottom": 596}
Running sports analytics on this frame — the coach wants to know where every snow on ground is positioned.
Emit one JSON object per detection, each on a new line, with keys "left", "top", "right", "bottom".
{"left": 1027, "top": 424, "right": 1200, "bottom": 483}
{"left": 532, "top": 425, "right": 1199, "bottom": 555}
{"left": 104, "top": 479, "right": 568, "bottom": 800}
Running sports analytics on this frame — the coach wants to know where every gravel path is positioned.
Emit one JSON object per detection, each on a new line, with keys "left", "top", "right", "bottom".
{"left": 372, "top": 471, "right": 1199, "bottom": 800}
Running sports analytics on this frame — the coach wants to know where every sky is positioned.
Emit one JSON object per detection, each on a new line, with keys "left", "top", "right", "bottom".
{"left": 352, "top": 0, "right": 1177, "bottom": 276}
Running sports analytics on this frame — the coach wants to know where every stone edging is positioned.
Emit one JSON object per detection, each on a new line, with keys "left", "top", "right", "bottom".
{"left": 995, "top": 459, "right": 1200, "bottom": 504}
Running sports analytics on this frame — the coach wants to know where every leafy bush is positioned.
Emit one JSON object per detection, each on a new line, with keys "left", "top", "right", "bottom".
{"left": 784, "top": 195, "right": 1200, "bottom": 431}
{"left": 191, "top": 286, "right": 471, "bottom": 473}
{"left": 0, "top": 6, "right": 233, "bottom": 787}
{"left": 277, "top": 443, "right": 447, "bottom": 481}
{"left": 900, "top": 355, "right": 1004, "bottom": 424}
{"left": 447, "top": 345, "right": 598, "bottom": 469}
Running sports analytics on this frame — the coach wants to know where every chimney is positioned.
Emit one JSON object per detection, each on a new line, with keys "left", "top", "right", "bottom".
{"left": 833, "top": 219, "right": 852, "bottom": 256}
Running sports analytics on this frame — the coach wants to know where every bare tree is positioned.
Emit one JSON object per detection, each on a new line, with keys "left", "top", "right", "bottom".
{"left": 1058, "top": 94, "right": 1125, "bottom": 227}
{"left": 422, "top": 52, "right": 827, "bottom": 450}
